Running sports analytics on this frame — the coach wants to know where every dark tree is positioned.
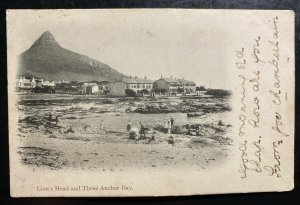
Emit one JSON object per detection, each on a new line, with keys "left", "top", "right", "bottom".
{"left": 140, "top": 89, "right": 149, "bottom": 94}
{"left": 196, "top": 86, "right": 206, "bottom": 91}
{"left": 125, "top": 89, "right": 136, "bottom": 97}
{"left": 177, "top": 87, "right": 184, "bottom": 93}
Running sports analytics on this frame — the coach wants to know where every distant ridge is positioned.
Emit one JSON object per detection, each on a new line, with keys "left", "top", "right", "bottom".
{"left": 18, "top": 31, "right": 127, "bottom": 82}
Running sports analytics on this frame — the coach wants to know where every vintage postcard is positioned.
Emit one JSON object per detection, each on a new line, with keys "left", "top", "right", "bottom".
{"left": 7, "top": 9, "right": 294, "bottom": 197}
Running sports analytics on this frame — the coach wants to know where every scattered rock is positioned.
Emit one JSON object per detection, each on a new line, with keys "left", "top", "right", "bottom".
{"left": 48, "top": 134, "right": 57, "bottom": 138}
{"left": 171, "top": 125, "right": 187, "bottom": 135}
{"left": 17, "top": 147, "right": 66, "bottom": 169}
{"left": 20, "top": 116, "right": 44, "bottom": 126}
{"left": 187, "top": 112, "right": 204, "bottom": 117}
{"left": 64, "top": 127, "right": 75, "bottom": 134}
{"left": 65, "top": 116, "right": 77, "bottom": 119}
{"left": 187, "top": 130, "right": 197, "bottom": 136}
{"left": 168, "top": 136, "right": 174, "bottom": 145}
{"left": 218, "top": 120, "right": 224, "bottom": 126}
{"left": 44, "top": 129, "right": 53, "bottom": 134}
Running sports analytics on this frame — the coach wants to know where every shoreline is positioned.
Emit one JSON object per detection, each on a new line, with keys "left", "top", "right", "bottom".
{"left": 16, "top": 93, "right": 233, "bottom": 171}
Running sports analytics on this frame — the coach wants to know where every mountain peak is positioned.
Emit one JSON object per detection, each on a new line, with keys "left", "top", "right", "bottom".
{"left": 30, "top": 31, "right": 59, "bottom": 48}
{"left": 19, "top": 31, "right": 126, "bottom": 82}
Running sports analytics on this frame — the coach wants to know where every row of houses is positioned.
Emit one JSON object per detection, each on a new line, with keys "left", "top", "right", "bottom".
{"left": 111, "top": 76, "right": 197, "bottom": 96}
{"left": 17, "top": 77, "right": 56, "bottom": 89}
{"left": 153, "top": 77, "right": 196, "bottom": 95}
{"left": 16, "top": 77, "right": 112, "bottom": 95}
{"left": 79, "top": 82, "right": 112, "bottom": 95}
{"left": 16, "top": 76, "right": 202, "bottom": 96}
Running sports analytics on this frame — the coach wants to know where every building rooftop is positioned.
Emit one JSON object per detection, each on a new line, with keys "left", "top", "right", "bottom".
{"left": 120, "top": 77, "right": 153, "bottom": 84}
{"left": 177, "top": 78, "right": 195, "bottom": 84}
{"left": 135, "top": 78, "right": 154, "bottom": 84}
{"left": 83, "top": 82, "right": 98, "bottom": 87}
{"left": 99, "top": 81, "right": 112, "bottom": 84}
{"left": 19, "top": 79, "right": 31, "bottom": 83}
{"left": 158, "top": 78, "right": 179, "bottom": 83}
{"left": 121, "top": 78, "right": 138, "bottom": 84}
{"left": 155, "top": 78, "right": 195, "bottom": 84}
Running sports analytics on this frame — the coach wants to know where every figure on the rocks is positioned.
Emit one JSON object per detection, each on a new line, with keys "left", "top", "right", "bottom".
{"left": 48, "top": 112, "right": 52, "bottom": 121}
{"left": 100, "top": 120, "right": 104, "bottom": 130}
{"left": 55, "top": 115, "right": 60, "bottom": 125}
{"left": 167, "top": 120, "right": 172, "bottom": 134}
{"left": 170, "top": 117, "right": 174, "bottom": 128}
{"left": 127, "top": 120, "right": 132, "bottom": 132}
{"left": 139, "top": 121, "right": 146, "bottom": 136}
{"left": 168, "top": 136, "right": 174, "bottom": 145}
{"left": 164, "top": 120, "right": 168, "bottom": 133}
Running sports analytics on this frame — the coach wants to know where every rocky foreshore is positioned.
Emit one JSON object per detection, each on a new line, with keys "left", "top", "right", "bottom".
{"left": 153, "top": 121, "right": 232, "bottom": 145}
{"left": 133, "top": 100, "right": 231, "bottom": 114}
{"left": 16, "top": 94, "right": 233, "bottom": 170}
{"left": 19, "top": 95, "right": 231, "bottom": 115}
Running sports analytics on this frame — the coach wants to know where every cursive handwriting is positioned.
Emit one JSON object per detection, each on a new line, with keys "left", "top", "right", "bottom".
{"left": 235, "top": 48, "right": 246, "bottom": 70}
{"left": 253, "top": 137, "right": 263, "bottom": 164}
{"left": 236, "top": 15, "right": 288, "bottom": 181}
{"left": 272, "top": 112, "right": 289, "bottom": 137}
{"left": 264, "top": 140, "right": 283, "bottom": 178}
{"left": 269, "top": 89, "right": 281, "bottom": 105}
{"left": 239, "top": 138, "right": 265, "bottom": 179}
{"left": 268, "top": 16, "right": 281, "bottom": 105}
{"left": 248, "top": 137, "right": 264, "bottom": 173}
{"left": 250, "top": 71, "right": 260, "bottom": 92}
{"left": 239, "top": 115, "right": 246, "bottom": 137}
{"left": 239, "top": 140, "right": 248, "bottom": 178}
{"left": 252, "top": 36, "right": 265, "bottom": 64}
{"left": 238, "top": 74, "right": 247, "bottom": 136}
{"left": 272, "top": 16, "right": 279, "bottom": 39}
{"left": 248, "top": 97, "right": 260, "bottom": 128}
{"left": 238, "top": 75, "right": 247, "bottom": 112}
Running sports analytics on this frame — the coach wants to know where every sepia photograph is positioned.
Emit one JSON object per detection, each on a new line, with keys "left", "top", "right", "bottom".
{"left": 12, "top": 10, "right": 234, "bottom": 173}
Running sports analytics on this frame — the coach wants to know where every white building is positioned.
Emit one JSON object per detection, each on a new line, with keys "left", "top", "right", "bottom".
{"left": 17, "top": 77, "right": 36, "bottom": 90}
{"left": 111, "top": 76, "right": 153, "bottom": 96}
{"left": 80, "top": 83, "right": 99, "bottom": 94}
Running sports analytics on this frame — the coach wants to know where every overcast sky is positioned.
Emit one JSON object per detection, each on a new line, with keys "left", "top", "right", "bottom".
{"left": 9, "top": 10, "right": 233, "bottom": 89}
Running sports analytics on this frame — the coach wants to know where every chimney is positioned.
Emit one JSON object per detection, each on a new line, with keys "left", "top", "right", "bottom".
{"left": 144, "top": 76, "right": 147, "bottom": 79}
{"left": 160, "top": 75, "right": 162, "bottom": 79}
{"left": 130, "top": 76, "right": 132, "bottom": 79}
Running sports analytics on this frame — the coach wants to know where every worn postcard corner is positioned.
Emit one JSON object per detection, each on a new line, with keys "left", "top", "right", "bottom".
{"left": 7, "top": 9, "right": 294, "bottom": 197}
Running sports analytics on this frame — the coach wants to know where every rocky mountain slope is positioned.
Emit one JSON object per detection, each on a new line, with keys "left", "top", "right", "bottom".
{"left": 18, "top": 31, "right": 126, "bottom": 82}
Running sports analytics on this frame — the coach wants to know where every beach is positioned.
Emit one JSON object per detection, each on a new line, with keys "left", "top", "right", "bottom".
{"left": 16, "top": 93, "right": 233, "bottom": 171}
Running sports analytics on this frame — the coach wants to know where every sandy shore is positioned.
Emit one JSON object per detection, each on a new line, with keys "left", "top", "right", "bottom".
{"left": 16, "top": 94, "right": 233, "bottom": 171}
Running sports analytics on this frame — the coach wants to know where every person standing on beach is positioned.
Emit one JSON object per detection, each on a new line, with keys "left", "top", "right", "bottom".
{"left": 167, "top": 120, "right": 171, "bottom": 134}
{"left": 170, "top": 117, "right": 174, "bottom": 128}
{"left": 127, "top": 120, "right": 132, "bottom": 132}
{"left": 164, "top": 120, "right": 168, "bottom": 133}
{"left": 55, "top": 115, "right": 60, "bottom": 126}
{"left": 48, "top": 112, "right": 52, "bottom": 121}
{"left": 139, "top": 121, "right": 145, "bottom": 135}
{"left": 100, "top": 120, "right": 104, "bottom": 130}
